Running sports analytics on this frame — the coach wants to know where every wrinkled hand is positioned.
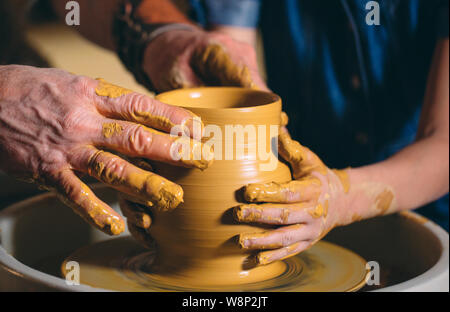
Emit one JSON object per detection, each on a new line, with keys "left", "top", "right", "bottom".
{"left": 0, "top": 65, "right": 212, "bottom": 236}
{"left": 234, "top": 131, "right": 350, "bottom": 265}
{"left": 143, "top": 28, "right": 267, "bottom": 92}
{"left": 123, "top": 28, "right": 267, "bottom": 247}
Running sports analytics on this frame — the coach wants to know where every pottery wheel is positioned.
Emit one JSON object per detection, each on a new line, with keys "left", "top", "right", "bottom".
{"left": 61, "top": 237, "right": 368, "bottom": 292}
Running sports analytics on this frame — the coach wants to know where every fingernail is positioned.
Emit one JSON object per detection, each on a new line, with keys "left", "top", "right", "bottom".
{"left": 234, "top": 204, "right": 262, "bottom": 222}
{"left": 257, "top": 252, "right": 273, "bottom": 265}
{"left": 133, "top": 172, "right": 184, "bottom": 211}
{"left": 105, "top": 215, "right": 126, "bottom": 236}
{"left": 238, "top": 234, "right": 250, "bottom": 249}
{"left": 244, "top": 184, "right": 260, "bottom": 202}
{"left": 234, "top": 205, "right": 247, "bottom": 221}
{"left": 156, "top": 182, "right": 184, "bottom": 211}
{"left": 238, "top": 231, "right": 269, "bottom": 249}
{"left": 244, "top": 183, "right": 281, "bottom": 203}
{"left": 135, "top": 212, "right": 152, "bottom": 229}
{"left": 280, "top": 112, "right": 289, "bottom": 127}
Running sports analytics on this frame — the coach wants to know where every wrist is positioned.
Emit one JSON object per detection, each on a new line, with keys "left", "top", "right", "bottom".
{"left": 114, "top": 0, "right": 199, "bottom": 91}
{"left": 326, "top": 167, "right": 358, "bottom": 227}
{"left": 209, "top": 25, "right": 257, "bottom": 47}
{"left": 336, "top": 166, "right": 398, "bottom": 226}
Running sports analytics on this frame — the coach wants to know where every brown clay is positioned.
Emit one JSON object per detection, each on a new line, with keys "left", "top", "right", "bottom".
{"left": 95, "top": 78, "right": 133, "bottom": 98}
{"left": 375, "top": 189, "right": 395, "bottom": 214}
{"left": 86, "top": 149, "right": 184, "bottom": 211}
{"left": 62, "top": 237, "right": 368, "bottom": 291}
{"left": 102, "top": 122, "right": 123, "bottom": 138}
{"left": 146, "top": 87, "right": 292, "bottom": 287}
{"left": 332, "top": 169, "right": 351, "bottom": 193}
{"left": 192, "top": 45, "right": 255, "bottom": 89}
{"left": 62, "top": 88, "right": 368, "bottom": 291}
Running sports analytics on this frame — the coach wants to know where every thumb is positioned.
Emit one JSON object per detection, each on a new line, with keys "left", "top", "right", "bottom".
{"left": 119, "top": 196, "right": 152, "bottom": 230}
{"left": 278, "top": 133, "right": 327, "bottom": 179}
{"left": 192, "top": 43, "right": 266, "bottom": 89}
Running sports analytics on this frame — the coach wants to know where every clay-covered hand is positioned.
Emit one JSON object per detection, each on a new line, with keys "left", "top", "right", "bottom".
{"left": 143, "top": 28, "right": 267, "bottom": 92}
{"left": 0, "top": 65, "right": 212, "bottom": 236}
{"left": 235, "top": 132, "right": 350, "bottom": 265}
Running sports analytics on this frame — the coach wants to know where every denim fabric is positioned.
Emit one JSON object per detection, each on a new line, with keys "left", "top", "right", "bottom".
{"left": 190, "top": 0, "right": 449, "bottom": 230}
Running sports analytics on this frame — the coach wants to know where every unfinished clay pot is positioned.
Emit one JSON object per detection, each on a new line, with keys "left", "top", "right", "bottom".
{"left": 147, "top": 87, "right": 292, "bottom": 288}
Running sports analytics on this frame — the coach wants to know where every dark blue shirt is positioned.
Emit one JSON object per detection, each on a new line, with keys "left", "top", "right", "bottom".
{"left": 190, "top": 0, "right": 449, "bottom": 230}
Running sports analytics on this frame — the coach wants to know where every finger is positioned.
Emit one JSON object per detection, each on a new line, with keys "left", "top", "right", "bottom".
{"left": 257, "top": 241, "right": 312, "bottom": 265}
{"left": 280, "top": 112, "right": 289, "bottom": 128}
{"left": 239, "top": 224, "right": 311, "bottom": 250}
{"left": 192, "top": 43, "right": 259, "bottom": 88}
{"left": 194, "top": 36, "right": 269, "bottom": 90}
{"left": 119, "top": 191, "right": 159, "bottom": 208}
{"left": 280, "top": 126, "right": 289, "bottom": 135}
{"left": 127, "top": 158, "right": 153, "bottom": 172}
{"left": 278, "top": 132, "right": 327, "bottom": 178}
{"left": 243, "top": 177, "right": 322, "bottom": 203}
{"left": 280, "top": 112, "right": 289, "bottom": 135}
{"left": 51, "top": 169, "right": 125, "bottom": 235}
{"left": 234, "top": 202, "right": 316, "bottom": 225}
{"left": 119, "top": 197, "right": 152, "bottom": 229}
{"left": 127, "top": 220, "right": 154, "bottom": 249}
{"left": 160, "top": 59, "right": 206, "bottom": 91}
{"left": 94, "top": 119, "right": 214, "bottom": 170}
{"left": 150, "top": 48, "right": 206, "bottom": 92}
{"left": 73, "top": 147, "right": 184, "bottom": 211}
{"left": 94, "top": 78, "right": 204, "bottom": 137}
{"left": 250, "top": 72, "right": 269, "bottom": 91}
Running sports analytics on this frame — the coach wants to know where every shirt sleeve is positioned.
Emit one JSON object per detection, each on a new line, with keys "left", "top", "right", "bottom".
{"left": 203, "top": 0, "right": 261, "bottom": 28}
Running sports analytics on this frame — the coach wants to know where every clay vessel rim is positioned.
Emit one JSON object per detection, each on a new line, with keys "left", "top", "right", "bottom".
{"left": 155, "top": 87, "right": 281, "bottom": 112}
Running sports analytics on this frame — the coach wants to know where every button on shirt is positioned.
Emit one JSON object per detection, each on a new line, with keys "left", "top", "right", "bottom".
{"left": 189, "top": 0, "right": 449, "bottom": 230}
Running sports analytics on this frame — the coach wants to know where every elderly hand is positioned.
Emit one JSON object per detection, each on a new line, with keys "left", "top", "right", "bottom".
{"left": 234, "top": 131, "right": 351, "bottom": 265}
{"left": 143, "top": 28, "right": 267, "bottom": 92}
{"left": 0, "top": 65, "right": 212, "bottom": 236}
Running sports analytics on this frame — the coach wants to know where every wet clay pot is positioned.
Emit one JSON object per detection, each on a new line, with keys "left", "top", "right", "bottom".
{"left": 150, "top": 88, "right": 292, "bottom": 288}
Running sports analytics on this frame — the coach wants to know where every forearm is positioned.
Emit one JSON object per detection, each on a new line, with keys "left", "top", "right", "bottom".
{"left": 340, "top": 136, "right": 449, "bottom": 224}
{"left": 338, "top": 39, "right": 449, "bottom": 225}
{"left": 50, "top": 0, "right": 194, "bottom": 51}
